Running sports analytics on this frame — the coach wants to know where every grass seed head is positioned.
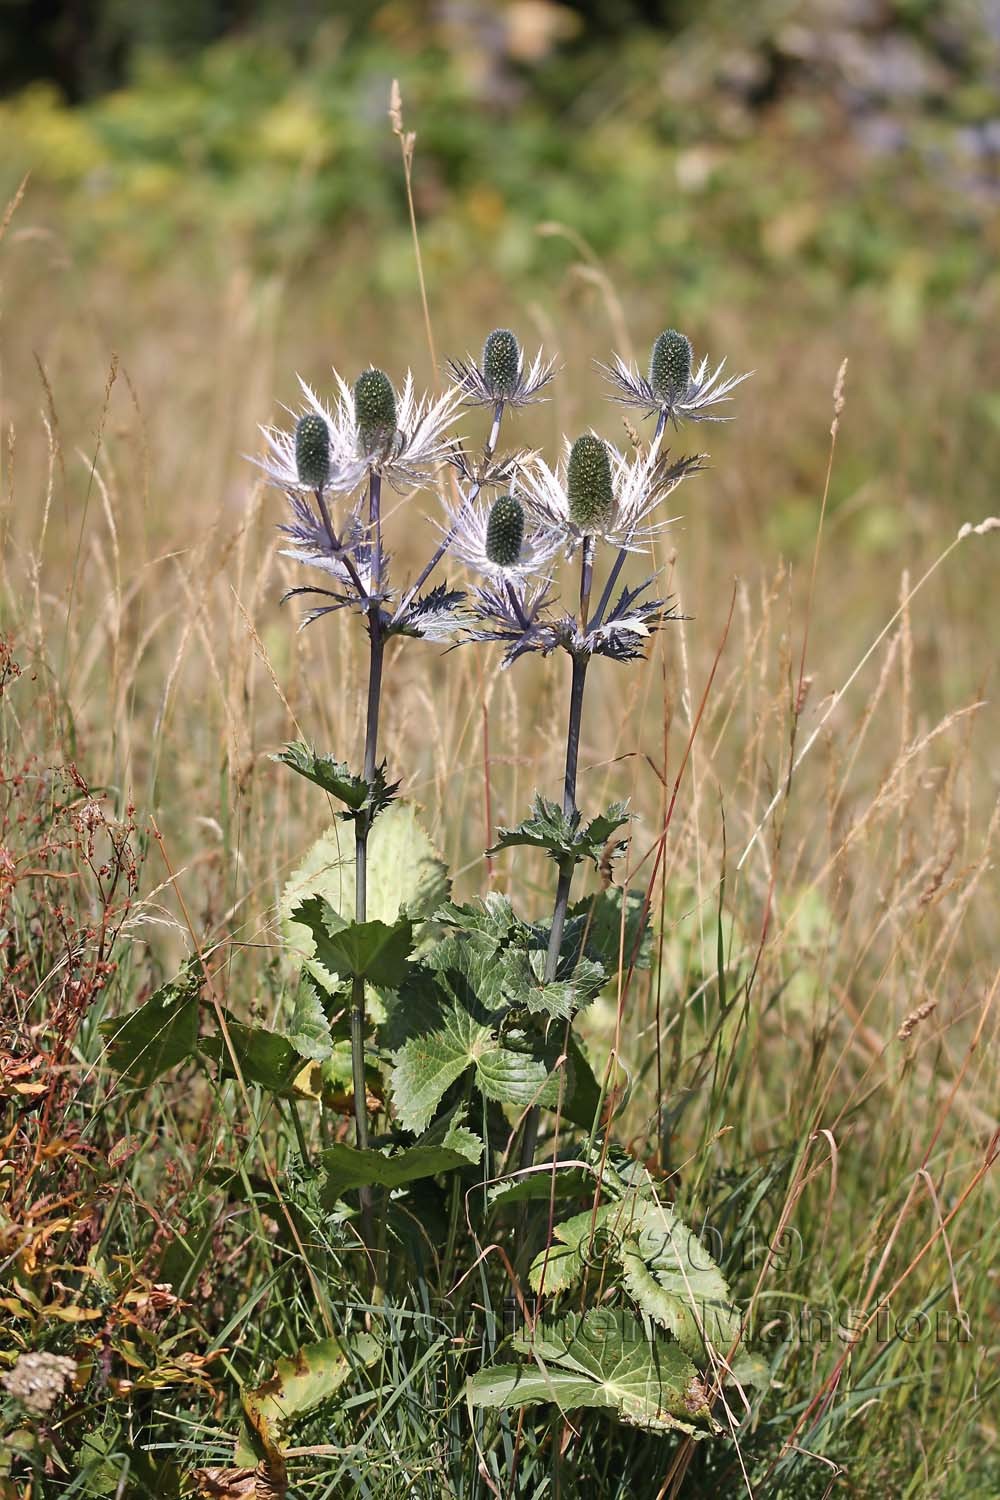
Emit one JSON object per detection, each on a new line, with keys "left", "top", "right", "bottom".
{"left": 650, "top": 329, "right": 693, "bottom": 403}
{"left": 294, "top": 413, "right": 330, "bottom": 488}
{"left": 485, "top": 494, "right": 525, "bottom": 568}
{"left": 567, "top": 434, "right": 614, "bottom": 532}
{"left": 354, "top": 368, "right": 397, "bottom": 455}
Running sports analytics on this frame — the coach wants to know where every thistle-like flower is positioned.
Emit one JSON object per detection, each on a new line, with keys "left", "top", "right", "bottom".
{"left": 521, "top": 434, "right": 704, "bottom": 556}
{"left": 253, "top": 384, "right": 366, "bottom": 495}
{"left": 261, "top": 370, "right": 461, "bottom": 495}
{"left": 598, "top": 329, "right": 751, "bottom": 425}
{"left": 445, "top": 492, "right": 558, "bottom": 583}
{"left": 448, "top": 328, "right": 555, "bottom": 408}
{"left": 343, "top": 367, "right": 462, "bottom": 487}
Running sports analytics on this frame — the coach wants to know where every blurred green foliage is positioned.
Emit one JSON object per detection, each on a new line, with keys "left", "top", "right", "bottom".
{"left": 2, "top": 0, "right": 999, "bottom": 315}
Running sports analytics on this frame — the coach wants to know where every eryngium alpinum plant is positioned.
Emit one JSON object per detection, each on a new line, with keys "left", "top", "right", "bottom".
{"left": 243, "top": 325, "right": 755, "bottom": 1454}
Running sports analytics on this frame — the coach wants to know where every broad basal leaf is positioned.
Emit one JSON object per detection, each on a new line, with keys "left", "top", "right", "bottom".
{"left": 100, "top": 960, "right": 202, "bottom": 1086}
{"left": 290, "top": 897, "right": 413, "bottom": 987}
{"left": 529, "top": 1192, "right": 741, "bottom": 1361}
{"left": 321, "top": 1113, "right": 482, "bottom": 1204}
{"left": 199, "top": 1017, "right": 305, "bottom": 1097}
{"left": 390, "top": 938, "right": 562, "bottom": 1134}
{"left": 468, "top": 1307, "right": 716, "bottom": 1436}
{"left": 621, "top": 1200, "right": 741, "bottom": 1358}
{"left": 285, "top": 976, "right": 332, "bottom": 1061}
{"left": 238, "top": 1332, "right": 381, "bottom": 1468}
{"left": 280, "top": 801, "right": 449, "bottom": 994}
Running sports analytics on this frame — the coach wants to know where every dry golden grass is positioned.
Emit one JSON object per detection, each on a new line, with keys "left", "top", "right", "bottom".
{"left": 2, "top": 170, "right": 998, "bottom": 1492}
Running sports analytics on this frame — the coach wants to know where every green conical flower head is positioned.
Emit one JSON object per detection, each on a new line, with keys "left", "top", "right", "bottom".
{"left": 649, "top": 329, "right": 692, "bottom": 403}
{"left": 294, "top": 413, "right": 330, "bottom": 488}
{"left": 567, "top": 435, "right": 614, "bottom": 532}
{"left": 353, "top": 368, "right": 397, "bottom": 455}
{"left": 482, "top": 328, "right": 521, "bottom": 399}
{"left": 485, "top": 494, "right": 525, "bottom": 568}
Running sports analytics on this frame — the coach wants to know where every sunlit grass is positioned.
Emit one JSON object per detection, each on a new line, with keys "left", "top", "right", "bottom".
{"left": 1, "top": 134, "right": 998, "bottom": 1498}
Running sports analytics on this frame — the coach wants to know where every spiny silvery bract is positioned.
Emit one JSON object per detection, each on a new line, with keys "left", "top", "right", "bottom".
{"left": 254, "top": 382, "right": 365, "bottom": 496}
{"left": 354, "top": 368, "right": 398, "bottom": 456}
{"left": 566, "top": 435, "right": 614, "bottom": 533}
{"left": 649, "top": 329, "right": 692, "bottom": 403}
{"left": 294, "top": 413, "right": 330, "bottom": 488}
{"left": 598, "top": 331, "right": 751, "bottom": 425}
{"left": 448, "top": 328, "right": 555, "bottom": 408}
{"left": 297, "top": 368, "right": 461, "bottom": 488}
{"left": 521, "top": 437, "right": 704, "bottom": 556}
{"left": 445, "top": 492, "right": 557, "bottom": 582}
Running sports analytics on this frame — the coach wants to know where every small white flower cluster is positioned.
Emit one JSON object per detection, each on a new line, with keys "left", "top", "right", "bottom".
{"left": 2, "top": 1351, "right": 76, "bottom": 1414}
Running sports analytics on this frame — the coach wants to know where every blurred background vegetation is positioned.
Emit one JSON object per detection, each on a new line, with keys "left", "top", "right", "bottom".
{"left": 3, "top": 0, "right": 1000, "bottom": 300}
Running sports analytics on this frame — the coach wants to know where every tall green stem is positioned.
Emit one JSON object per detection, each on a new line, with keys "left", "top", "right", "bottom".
{"left": 352, "top": 467, "right": 384, "bottom": 1252}
{"left": 519, "top": 541, "right": 593, "bottom": 1171}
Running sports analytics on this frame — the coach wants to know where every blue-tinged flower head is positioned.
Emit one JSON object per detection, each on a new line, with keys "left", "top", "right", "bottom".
{"left": 598, "top": 330, "right": 751, "bottom": 427}
{"left": 354, "top": 368, "right": 398, "bottom": 457}
{"left": 294, "top": 413, "right": 331, "bottom": 489}
{"left": 521, "top": 435, "right": 704, "bottom": 557}
{"left": 444, "top": 490, "right": 558, "bottom": 584}
{"left": 448, "top": 328, "right": 555, "bottom": 408}
{"left": 336, "top": 368, "right": 462, "bottom": 487}
{"left": 252, "top": 380, "right": 366, "bottom": 496}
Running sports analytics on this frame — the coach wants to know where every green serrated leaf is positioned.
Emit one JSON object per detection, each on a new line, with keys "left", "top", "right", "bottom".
{"left": 487, "top": 1165, "right": 599, "bottom": 1212}
{"left": 321, "top": 1117, "right": 482, "bottom": 1204}
{"left": 489, "top": 794, "right": 578, "bottom": 861}
{"left": 490, "top": 795, "right": 632, "bottom": 870}
{"left": 390, "top": 1003, "right": 494, "bottom": 1135}
{"left": 199, "top": 1017, "right": 304, "bottom": 1096}
{"left": 562, "top": 1033, "right": 604, "bottom": 1130}
{"left": 469, "top": 1307, "right": 716, "bottom": 1436}
{"left": 534, "top": 1191, "right": 741, "bottom": 1361}
{"left": 528, "top": 1239, "right": 587, "bottom": 1296}
{"left": 568, "top": 886, "right": 652, "bottom": 973}
{"left": 389, "top": 940, "right": 562, "bottom": 1133}
{"left": 291, "top": 897, "right": 413, "bottom": 987}
{"left": 502, "top": 947, "right": 603, "bottom": 1021}
{"left": 99, "top": 960, "right": 202, "bottom": 1086}
{"left": 624, "top": 1200, "right": 741, "bottom": 1358}
{"left": 286, "top": 975, "right": 333, "bottom": 1061}
{"left": 280, "top": 801, "right": 450, "bottom": 995}
{"left": 581, "top": 802, "right": 632, "bottom": 863}
{"left": 274, "top": 741, "right": 397, "bottom": 819}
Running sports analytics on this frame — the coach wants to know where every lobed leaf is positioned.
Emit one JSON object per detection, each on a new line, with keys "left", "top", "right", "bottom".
{"left": 469, "top": 1307, "right": 716, "bottom": 1436}
{"left": 290, "top": 897, "right": 413, "bottom": 987}
{"left": 490, "top": 794, "right": 632, "bottom": 870}
{"left": 274, "top": 741, "right": 398, "bottom": 819}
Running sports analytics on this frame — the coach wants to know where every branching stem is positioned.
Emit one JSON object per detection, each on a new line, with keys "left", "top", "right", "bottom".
{"left": 589, "top": 411, "right": 667, "bottom": 632}
{"left": 397, "top": 399, "right": 505, "bottom": 615}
